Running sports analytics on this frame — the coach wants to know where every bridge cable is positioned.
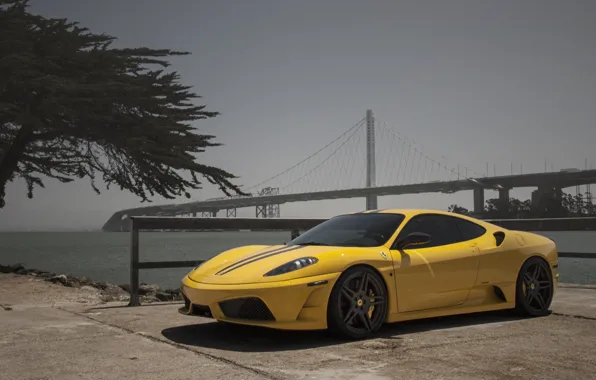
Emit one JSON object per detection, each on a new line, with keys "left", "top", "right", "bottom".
{"left": 376, "top": 120, "right": 483, "bottom": 182}
{"left": 243, "top": 117, "right": 366, "bottom": 192}
{"left": 280, "top": 120, "right": 366, "bottom": 192}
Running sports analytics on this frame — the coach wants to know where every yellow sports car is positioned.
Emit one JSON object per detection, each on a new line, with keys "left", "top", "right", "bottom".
{"left": 179, "top": 209, "right": 558, "bottom": 339}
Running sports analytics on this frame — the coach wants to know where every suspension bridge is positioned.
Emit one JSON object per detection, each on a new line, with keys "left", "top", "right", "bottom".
{"left": 102, "top": 110, "right": 596, "bottom": 231}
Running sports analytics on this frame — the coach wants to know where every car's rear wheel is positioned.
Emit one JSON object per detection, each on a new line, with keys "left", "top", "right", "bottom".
{"left": 514, "top": 256, "right": 554, "bottom": 317}
{"left": 327, "top": 266, "right": 387, "bottom": 340}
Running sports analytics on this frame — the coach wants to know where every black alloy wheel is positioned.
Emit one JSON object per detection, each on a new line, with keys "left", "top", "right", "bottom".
{"left": 515, "top": 256, "right": 554, "bottom": 317}
{"left": 327, "top": 266, "right": 388, "bottom": 339}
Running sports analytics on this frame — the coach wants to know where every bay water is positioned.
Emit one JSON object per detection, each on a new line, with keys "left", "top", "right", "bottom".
{"left": 0, "top": 230, "right": 594, "bottom": 289}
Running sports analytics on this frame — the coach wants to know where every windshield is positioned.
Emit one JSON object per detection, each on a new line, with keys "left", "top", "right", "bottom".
{"left": 289, "top": 213, "right": 405, "bottom": 247}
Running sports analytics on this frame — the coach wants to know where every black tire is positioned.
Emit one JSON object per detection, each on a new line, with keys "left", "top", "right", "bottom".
{"left": 327, "top": 266, "right": 388, "bottom": 340}
{"left": 514, "top": 256, "right": 554, "bottom": 317}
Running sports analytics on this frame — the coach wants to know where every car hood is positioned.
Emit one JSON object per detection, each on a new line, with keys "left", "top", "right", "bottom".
{"left": 187, "top": 244, "right": 356, "bottom": 285}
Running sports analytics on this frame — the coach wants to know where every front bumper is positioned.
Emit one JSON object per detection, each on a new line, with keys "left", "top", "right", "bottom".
{"left": 179, "top": 272, "right": 340, "bottom": 330}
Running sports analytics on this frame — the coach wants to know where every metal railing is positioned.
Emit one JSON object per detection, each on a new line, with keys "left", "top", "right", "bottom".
{"left": 128, "top": 216, "right": 323, "bottom": 306}
{"left": 128, "top": 216, "right": 596, "bottom": 306}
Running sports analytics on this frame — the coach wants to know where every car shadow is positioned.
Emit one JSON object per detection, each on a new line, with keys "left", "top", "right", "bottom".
{"left": 161, "top": 310, "right": 543, "bottom": 353}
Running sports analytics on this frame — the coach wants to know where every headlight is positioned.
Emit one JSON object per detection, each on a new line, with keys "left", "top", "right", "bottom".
{"left": 263, "top": 257, "right": 319, "bottom": 277}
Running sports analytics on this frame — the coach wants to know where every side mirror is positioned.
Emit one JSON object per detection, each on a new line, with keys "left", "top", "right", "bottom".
{"left": 396, "top": 232, "right": 431, "bottom": 250}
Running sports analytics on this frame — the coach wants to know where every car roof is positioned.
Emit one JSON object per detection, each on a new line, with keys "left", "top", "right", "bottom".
{"left": 348, "top": 208, "right": 453, "bottom": 217}
{"left": 344, "top": 209, "right": 500, "bottom": 230}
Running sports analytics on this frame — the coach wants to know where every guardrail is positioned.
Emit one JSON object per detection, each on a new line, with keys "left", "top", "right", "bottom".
{"left": 487, "top": 216, "right": 596, "bottom": 231}
{"left": 128, "top": 216, "right": 596, "bottom": 306}
{"left": 128, "top": 216, "right": 323, "bottom": 306}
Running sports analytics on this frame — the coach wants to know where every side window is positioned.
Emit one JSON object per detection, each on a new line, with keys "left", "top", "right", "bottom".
{"left": 396, "top": 214, "right": 464, "bottom": 249}
{"left": 456, "top": 219, "right": 486, "bottom": 241}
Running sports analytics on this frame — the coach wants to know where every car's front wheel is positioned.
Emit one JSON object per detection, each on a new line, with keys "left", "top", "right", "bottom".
{"left": 327, "top": 266, "right": 388, "bottom": 339}
{"left": 514, "top": 256, "right": 554, "bottom": 317}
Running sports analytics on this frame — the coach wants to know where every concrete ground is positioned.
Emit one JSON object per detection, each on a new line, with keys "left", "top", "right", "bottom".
{"left": 1, "top": 274, "right": 596, "bottom": 380}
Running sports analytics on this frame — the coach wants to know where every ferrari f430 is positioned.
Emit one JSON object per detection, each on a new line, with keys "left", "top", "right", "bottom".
{"left": 179, "top": 209, "right": 558, "bottom": 339}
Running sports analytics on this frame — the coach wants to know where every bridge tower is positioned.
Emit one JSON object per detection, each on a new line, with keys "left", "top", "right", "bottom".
{"left": 365, "top": 109, "right": 378, "bottom": 210}
{"left": 255, "top": 187, "right": 281, "bottom": 218}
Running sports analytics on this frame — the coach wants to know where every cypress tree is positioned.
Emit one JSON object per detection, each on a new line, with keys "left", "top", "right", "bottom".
{"left": 0, "top": 0, "right": 246, "bottom": 208}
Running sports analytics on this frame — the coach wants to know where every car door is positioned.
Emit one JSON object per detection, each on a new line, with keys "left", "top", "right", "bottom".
{"left": 390, "top": 214, "right": 482, "bottom": 312}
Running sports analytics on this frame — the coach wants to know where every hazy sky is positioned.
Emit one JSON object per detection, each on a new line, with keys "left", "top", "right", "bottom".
{"left": 1, "top": 0, "right": 595, "bottom": 231}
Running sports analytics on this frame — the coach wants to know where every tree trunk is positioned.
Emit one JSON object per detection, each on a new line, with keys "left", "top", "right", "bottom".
{"left": 0, "top": 123, "right": 33, "bottom": 208}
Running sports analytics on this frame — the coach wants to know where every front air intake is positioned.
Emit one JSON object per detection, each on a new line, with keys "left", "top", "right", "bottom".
{"left": 219, "top": 297, "right": 275, "bottom": 321}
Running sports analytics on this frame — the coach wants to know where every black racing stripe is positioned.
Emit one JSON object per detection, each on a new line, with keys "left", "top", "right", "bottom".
{"left": 219, "top": 245, "right": 306, "bottom": 275}
{"left": 215, "top": 245, "right": 288, "bottom": 275}
{"left": 215, "top": 245, "right": 294, "bottom": 275}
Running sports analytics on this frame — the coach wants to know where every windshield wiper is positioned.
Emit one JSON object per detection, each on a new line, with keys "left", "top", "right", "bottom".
{"left": 296, "top": 242, "right": 331, "bottom": 246}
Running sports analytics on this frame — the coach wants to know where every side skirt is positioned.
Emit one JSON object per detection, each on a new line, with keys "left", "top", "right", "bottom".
{"left": 387, "top": 301, "right": 515, "bottom": 323}
{"left": 386, "top": 283, "right": 516, "bottom": 324}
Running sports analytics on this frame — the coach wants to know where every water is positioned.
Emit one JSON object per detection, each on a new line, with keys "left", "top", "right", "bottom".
{"left": 0, "top": 231, "right": 595, "bottom": 289}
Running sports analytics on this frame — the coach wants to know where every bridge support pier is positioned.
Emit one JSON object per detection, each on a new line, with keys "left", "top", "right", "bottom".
{"left": 188, "top": 207, "right": 199, "bottom": 218}
{"left": 226, "top": 208, "right": 237, "bottom": 218}
{"left": 366, "top": 195, "right": 378, "bottom": 210}
{"left": 256, "top": 204, "right": 280, "bottom": 218}
{"left": 201, "top": 210, "right": 218, "bottom": 218}
{"left": 256, "top": 188, "right": 281, "bottom": 218}
{"left": 499, "top": 188, "right": 510, "bottom": 202}
{"left": 473, "top": 187, "right": 484, "bottom": 215}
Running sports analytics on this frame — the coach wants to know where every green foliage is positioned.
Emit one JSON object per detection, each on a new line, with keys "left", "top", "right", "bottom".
{"left": 447, "top": 204, "right": 471, "bottom": 216}
{"left": 0, "top": 0, "right": 246, "bottom": 208}
{"left": 484, "top": 197, "right": 533, "bottom": 218}
{"left": 448, "top": 191, "right": 596, "bottom": 218}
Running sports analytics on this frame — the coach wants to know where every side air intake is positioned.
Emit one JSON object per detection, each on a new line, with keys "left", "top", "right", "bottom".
{"left": 493, "top": 231, "right": 505, "bottom": 247}
{"left": 493, "top": 286, "right": 507, "bottom": 302}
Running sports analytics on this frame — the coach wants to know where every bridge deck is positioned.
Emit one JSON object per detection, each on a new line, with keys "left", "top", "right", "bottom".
{"left": 102, "top": 169, "right": 596, "bottom": 231}
{"left": 2, "top": 280, "right": 595, "bottom": 380}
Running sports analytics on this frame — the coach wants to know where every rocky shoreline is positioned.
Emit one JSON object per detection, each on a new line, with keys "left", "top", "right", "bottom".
{"left": 0, "top": 263, "right": 183, "bottom": 303}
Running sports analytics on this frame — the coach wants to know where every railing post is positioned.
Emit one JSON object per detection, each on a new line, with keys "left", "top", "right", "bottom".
{"left": 128, "top": 218, "right": 140, "bottom": 306}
